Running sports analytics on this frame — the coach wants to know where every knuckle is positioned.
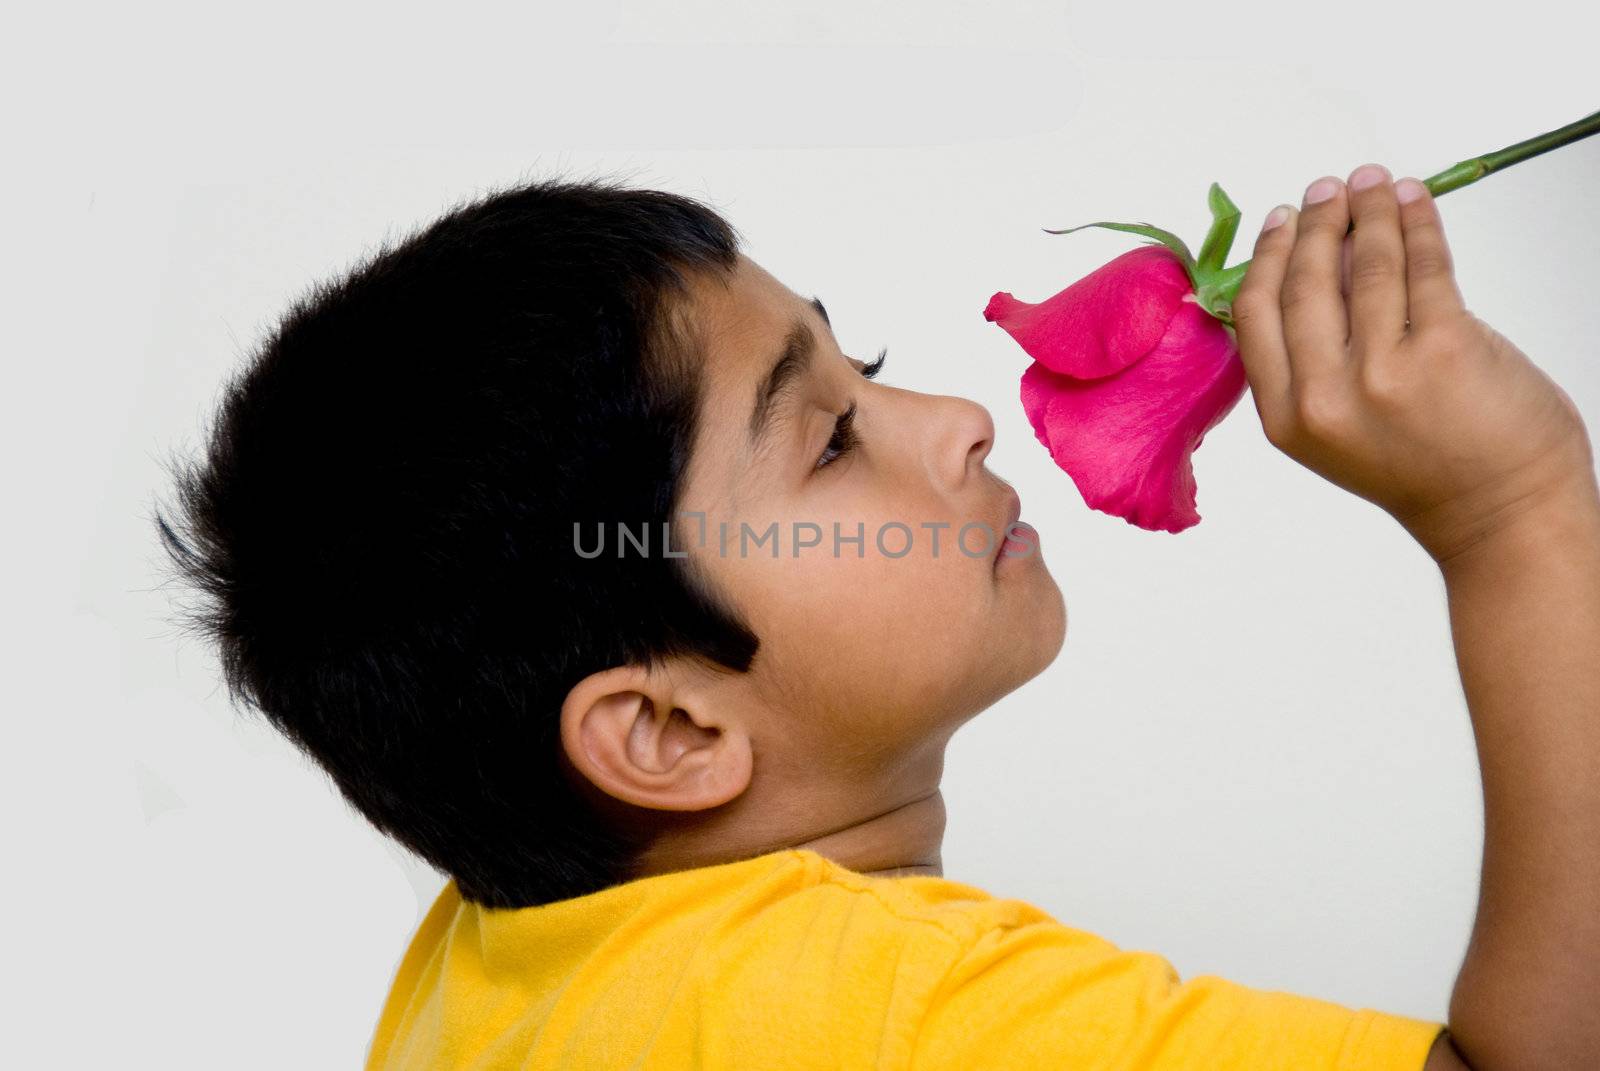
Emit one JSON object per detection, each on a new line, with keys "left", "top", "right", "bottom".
{"left": 1230, "top": 291, "right": 1268, "bottom": 329}
{"left": 1291, "top": 385, "right": 1352, "bottom": 439}
{"left": 1279, "top": 272, "right": 1324, "bottom": 312}
{"left": 1357, "top": 355, "right": 1409, "bottom": 404}
{"left": 1349, "top": 250, "right": 1402, "bottom": 290}
{"left": 1407, "top": 244, "right": 1454, "bottom": 279}
{"left": 1400, "top": 209, "right": 1439, "bottom": 234}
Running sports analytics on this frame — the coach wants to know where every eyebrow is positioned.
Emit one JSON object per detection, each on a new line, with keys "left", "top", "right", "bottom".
{"left": 747, "top": 296, "right": 830, "bottom": 445}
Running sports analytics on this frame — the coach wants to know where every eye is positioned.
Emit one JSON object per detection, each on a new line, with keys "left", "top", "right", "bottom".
{"left": 816, "top": 401, "right": 860, "bottom": 470}
{"left": 860, "top": 346, "right": 888, "bottom": 380}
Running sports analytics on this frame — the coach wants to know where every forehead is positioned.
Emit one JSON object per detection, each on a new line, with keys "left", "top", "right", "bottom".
{"left": 685, "top": 253, "right": 807, "bottom": 370}
{"left": 676, "top": 254, "right": 821, "bottom": 497}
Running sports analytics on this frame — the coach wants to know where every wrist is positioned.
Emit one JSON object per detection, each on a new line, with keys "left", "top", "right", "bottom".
{"left": 1432, "top": 469, "right": 1600, "bottom": 579}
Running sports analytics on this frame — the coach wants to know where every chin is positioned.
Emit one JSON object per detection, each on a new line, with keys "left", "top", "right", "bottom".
{"left": 984, "top": 569, "right": 1067, "bottom": 705}
{"left": 1020, "top": 569, "right": 1068, "bottom": 679}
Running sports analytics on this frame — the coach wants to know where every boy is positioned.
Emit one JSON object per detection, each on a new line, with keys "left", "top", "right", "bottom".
{"left": 155, "top": 165, "right": 1600, "bottom": 1069}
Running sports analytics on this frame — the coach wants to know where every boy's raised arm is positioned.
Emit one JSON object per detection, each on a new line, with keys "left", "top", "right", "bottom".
{"left": 1231, "top": 165, "right": 1600, "bottom": 1071}
{"left": 1431, "top": 473, "right": 1600, "bottom": 1070}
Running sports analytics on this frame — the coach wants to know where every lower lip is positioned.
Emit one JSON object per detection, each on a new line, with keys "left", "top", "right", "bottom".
{"left": 995, "top": 520, "right": 1038, "bottom": 567}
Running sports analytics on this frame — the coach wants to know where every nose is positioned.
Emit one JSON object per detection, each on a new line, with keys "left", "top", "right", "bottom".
{"left": 927, "top": 394, "right": 994, "bottom": 491}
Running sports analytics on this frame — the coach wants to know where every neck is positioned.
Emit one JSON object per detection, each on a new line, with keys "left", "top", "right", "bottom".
{"left": 629, "top": 784, "right": 950, "bottom": 881}
{"left": 788, "top": 786, "right": 947, "bottom": 878}
{"left": 626, "top": 736, "right": 953, "bottom": 882}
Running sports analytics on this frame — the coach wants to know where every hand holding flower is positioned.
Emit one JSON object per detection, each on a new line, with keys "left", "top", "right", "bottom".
{"left": 1234, "top": 168, "right": 1595, "bottom": 566}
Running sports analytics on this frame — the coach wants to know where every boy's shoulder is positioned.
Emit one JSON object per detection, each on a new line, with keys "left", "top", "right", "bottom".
{"left": 720, "top": 848, "right": 1118, "bottom": 964}
{"left": 767, "top": 851, "right": 1446, "bottom": 1071}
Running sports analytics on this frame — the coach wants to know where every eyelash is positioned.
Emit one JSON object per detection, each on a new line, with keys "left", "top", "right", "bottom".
{"left": 815, "top": 347, "right": 886, "bottom": 471}
{"left": 816, "top": 402, "right": 860, "bottom": 470}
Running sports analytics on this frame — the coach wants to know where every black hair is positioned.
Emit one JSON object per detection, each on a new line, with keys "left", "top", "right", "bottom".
{"left": 152, "top": 172, "right": 760, "bottom": 909}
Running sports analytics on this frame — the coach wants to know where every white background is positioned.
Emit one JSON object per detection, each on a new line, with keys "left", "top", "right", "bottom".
{"left": 7, "top": 1, "right": 1598, "bottom": 1065}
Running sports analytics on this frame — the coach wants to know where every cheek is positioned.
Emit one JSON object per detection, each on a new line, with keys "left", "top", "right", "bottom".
{"left": 822, "top": 478, "right": 994, "bottom": 623}
{"left": 733, "top": 525, "right": 999, "bottom": 721}
{"left": 698, "top": 472, "right": 1002, "bottom": 717}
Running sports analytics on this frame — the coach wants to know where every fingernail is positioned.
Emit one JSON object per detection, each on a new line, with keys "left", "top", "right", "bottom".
{"left": 1303, "top": 177, "right": 1340, "bottom": 205}
{"left": 1261, "top": 205, "right": 1290, "bottom": 233}
{"left": 1348, "top": 163, "right": 1390, "bottom": 191}
{"left": 1396, "top": 178, "right": 1427, "bottom": 204}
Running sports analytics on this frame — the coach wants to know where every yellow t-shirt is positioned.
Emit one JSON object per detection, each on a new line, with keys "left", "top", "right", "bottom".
{"left": 365, "top": 847, "right": 1445, "bottom": 1070}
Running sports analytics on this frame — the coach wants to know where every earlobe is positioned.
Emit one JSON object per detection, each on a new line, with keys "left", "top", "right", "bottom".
{"left": 558, "top": 663, "right": 752, "bottom": 813}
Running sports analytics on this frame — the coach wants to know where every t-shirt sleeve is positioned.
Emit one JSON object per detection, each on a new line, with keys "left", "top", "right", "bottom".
{"left": 910, "top": 916, "right": 1445, "bottom": 1071}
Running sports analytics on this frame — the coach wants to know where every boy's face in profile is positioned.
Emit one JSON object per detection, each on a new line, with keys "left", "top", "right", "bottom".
{"left": 678, "top": 254, "right": 1066, "bottom": 757}
{"left": 560, "top": 252, "right": 1066, "bottom": 869}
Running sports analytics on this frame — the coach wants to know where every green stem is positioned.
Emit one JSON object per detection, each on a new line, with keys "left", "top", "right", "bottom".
{"left": 1210, "top": 107, "right": 1600, "bottom": 310}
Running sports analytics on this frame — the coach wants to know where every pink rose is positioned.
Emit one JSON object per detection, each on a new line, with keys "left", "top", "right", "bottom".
{"left": 984, "top": 110, "right": 1599, "bottom": 529}
{"left": 985, "top": 244, "right": 1247, "bottom": 533}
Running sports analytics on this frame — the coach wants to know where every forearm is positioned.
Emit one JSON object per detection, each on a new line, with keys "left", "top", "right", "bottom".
{"left": 1437, "top": 475, "right": 1600, "bottom": 1071}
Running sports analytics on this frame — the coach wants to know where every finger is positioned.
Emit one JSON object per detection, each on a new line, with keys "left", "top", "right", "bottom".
{"left": 1344, "top": 162, "right": 1409, "bottom": 351}
{"left": 1281, "top": 175, "right": 1351, "bottom": 386}
{"left": 1395, "top": 177, "right": 1466, "bottom": 329}
{"left": 1230, "top": 203, "right": 1298, "bottom": 427}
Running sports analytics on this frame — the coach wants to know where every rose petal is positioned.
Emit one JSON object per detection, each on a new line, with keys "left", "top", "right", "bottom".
{"left": 1020, "top": 301, "right": 1246, "bottom": 532}
{"left": 985, "top": 246, "right": 1194, "bottom": 380}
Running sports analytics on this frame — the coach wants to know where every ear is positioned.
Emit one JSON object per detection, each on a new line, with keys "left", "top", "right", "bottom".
{"left": 558, "top": 661, "right": 753, "bottom": 813}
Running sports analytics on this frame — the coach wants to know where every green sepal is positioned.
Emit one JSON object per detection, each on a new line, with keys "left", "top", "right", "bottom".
{"left": 1040, "top": 220, "right": 1197, "bottom": 277}
{"left": 1194, "top": 182, "right": 1240, "bottom": 274}
{"left": 1041, "top": 184, "right": 1251, "bottom": 328}
{"left": 1191, "top": 276, "right": 1236, "bottom": 326}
